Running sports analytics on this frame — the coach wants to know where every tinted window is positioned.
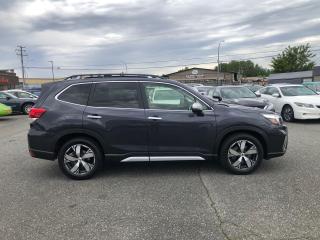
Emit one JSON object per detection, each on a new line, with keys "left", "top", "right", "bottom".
{"left": 58, "top": 84, "right": 91, "bottom": 105}
{"left": 144, "top": 83, "right": 208, "bottom": 110}
{"left": 16, "top": 92, "right": 35, "bottom": 98}
{"left": 267, "top": 87, "right": 280, "bottom": 95}
{"left": 90, "top": 82, "right": 141, "bottom": 108}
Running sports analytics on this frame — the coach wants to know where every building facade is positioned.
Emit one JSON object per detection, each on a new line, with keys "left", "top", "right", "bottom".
{"left": 0, "top": 70, "right": 19, "bottom": 90}
{"left": 268, "top": 66, "right": 320, "bottom": 84}
{"left": 164, "top": 68, "right": 240, "bottom": 85}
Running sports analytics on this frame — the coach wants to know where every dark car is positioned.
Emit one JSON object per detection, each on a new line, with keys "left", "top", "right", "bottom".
{"left": 207, "top": 86, "right": 275, "bottom": 111}
{"left": 0, "top": 91, "right": 36, "bottom": 114}
{"left": 28, "top": 74, "right": 287, "bottom": 180}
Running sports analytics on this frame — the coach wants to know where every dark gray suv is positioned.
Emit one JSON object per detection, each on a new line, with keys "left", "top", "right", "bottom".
{"left": 28, "top": 74, "right": 288, "bottom": 180}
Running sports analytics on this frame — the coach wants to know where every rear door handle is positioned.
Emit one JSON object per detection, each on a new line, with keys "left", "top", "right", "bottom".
{"left": 148, "top": 116, "right": 162, "bottom": 120}
{"left": 87, "top": 115, "right": 102, "bottom": 119}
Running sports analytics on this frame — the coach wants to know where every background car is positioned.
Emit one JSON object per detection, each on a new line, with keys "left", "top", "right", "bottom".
{"left": 4, "top": 89, "right": 38, "bottom": 99}
{"left": 0, "top": 91, "right": 37, "bottom": 114}
{"left": 23, "top": 87, "right": 42, "bottom": 96}
{"left": 257, "top": 84, "right": 320, "bottom": 121}
{"left": 303, "top": 82, "right": 320, "bottom": 94}
{"left": 206, "top": 85, "right": 275, "bottom": 111}
{"left": 0, "top": 103, "right": 12, "bottom": 116}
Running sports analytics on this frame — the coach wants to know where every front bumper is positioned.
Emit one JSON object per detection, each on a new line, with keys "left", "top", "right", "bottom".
{"left": 265, "top": 125, "right": 288, "bottom": 159}
{"left": 294, "top": 106, "right": 320, "bottom": 120}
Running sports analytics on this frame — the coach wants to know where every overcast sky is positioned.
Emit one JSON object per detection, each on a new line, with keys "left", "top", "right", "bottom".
{"left": 0, "top": 0, "right": 320, "bottom": 78}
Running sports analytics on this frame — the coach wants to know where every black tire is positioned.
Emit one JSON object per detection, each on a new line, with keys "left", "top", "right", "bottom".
{"left": 219, "top": 133, "right": 264, "bottom": 174}
{"left": 58, "top": 137, "right": 103, "bottom": 180}
{"left": 22, "top": 103, "right": 34, "bottom": 115}
{"left": 281, "top": 105, "right": 295, "bottom": 122}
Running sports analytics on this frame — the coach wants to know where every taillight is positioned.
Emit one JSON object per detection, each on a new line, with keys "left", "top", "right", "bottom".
{"left": 29, "top": 108, "right": 47, "bottom": 119}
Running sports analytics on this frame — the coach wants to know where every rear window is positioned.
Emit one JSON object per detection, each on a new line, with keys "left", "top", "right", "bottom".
{"left": 58, "top": 84, "right": 92, "bottom": 105}
{"left": 89, "top": 82, "right": 141, "bottom": 108}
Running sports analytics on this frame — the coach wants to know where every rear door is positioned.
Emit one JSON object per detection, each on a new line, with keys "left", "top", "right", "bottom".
{"left": 141, "top": 82, "right": 216, "bottom": 159}
{"left": 83, "top": 81, "right": 149, "bottom": 160}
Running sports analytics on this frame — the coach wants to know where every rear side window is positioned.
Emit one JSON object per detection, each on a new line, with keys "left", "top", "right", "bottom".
{"left": 89, "top": 82, "right": 141, "bottom": 108}
{"left": 58, "top": 84, "right": 91, "bottom": 105}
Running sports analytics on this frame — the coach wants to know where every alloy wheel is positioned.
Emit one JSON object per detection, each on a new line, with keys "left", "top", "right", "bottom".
{"left": 283, "top": 106, "right": 294, "bottom": 122}
{"left": 228, "top": 140, "right": 258, "bottom": 170}
{"left": 64, "top": 144, "right": 96, "bottom": 176}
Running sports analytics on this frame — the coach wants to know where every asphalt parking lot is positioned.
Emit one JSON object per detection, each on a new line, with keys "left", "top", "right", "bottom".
{"left": 0, "top": 115, "right": 320, "bottom": 240}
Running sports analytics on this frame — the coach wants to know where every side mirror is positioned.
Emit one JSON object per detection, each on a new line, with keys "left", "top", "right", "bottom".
{"left": 191, "top": 102, "right": 203, "bottom": 114}
{"left": 272, "top": 93, "right": 280, "bottom": 98}
{"left": 255, "top": 91, "right": 261, "bottom": 97}
{"left": 6, "top": 96, "right": 11, "bottom": 100}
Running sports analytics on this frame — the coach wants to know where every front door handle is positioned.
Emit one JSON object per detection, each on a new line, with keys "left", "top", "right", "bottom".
{"left": 87, "top": 115, "right": 102, "bottom": 119}
{"left": 148, "top": 116, "right": 162, "bottom": 120}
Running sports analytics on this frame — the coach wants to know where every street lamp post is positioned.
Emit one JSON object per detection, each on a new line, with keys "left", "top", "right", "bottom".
{"left": 48, "top": 60, "right": 55, "bottom": 81}
{"left": 217, "top": 40, "right": 224, "bottom": 85}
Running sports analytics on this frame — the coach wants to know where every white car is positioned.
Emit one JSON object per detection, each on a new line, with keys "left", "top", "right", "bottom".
{"left": 257, "top": 84, "right": 320, "bottom": 121}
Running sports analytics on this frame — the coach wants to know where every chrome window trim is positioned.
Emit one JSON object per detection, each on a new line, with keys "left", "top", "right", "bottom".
{"left": 55, "top": 80, "right": 213, "bottom": 111}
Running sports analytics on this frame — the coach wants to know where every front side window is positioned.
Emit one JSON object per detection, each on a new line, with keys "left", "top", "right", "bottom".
{"left": 58, "top": 84, "right": 92, "bottom": 105}
{"left": 89, "top": 82, "right": 141, "bottom": 108}
{"left": 267, "top": 87, "right": 280, "bottom": 96}
{"left": 144, "top": 83, "right": 208, "bottom": 110}
{"left": 17, "top": 92, "right": 35, "bottom": 98}
{"left": 280, "top": 86, "right": 317, "bottom": 96}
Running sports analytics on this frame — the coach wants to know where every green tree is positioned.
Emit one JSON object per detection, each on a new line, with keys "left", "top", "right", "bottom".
{"left": 216, "top": 60, "right": 270, "bottom": 77}
{"left": 271, "top": 44, "right": 315, "bottom": 73}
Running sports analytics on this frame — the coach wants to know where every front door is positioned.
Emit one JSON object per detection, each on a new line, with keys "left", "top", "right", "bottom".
{"left": 141, "top": 82, "right": 216, "bottom": 160}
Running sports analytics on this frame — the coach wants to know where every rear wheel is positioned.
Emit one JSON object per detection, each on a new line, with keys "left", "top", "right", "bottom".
{"left": 219, "top": 134, "right": 263, "bottom": 174}
{"left": 22, "top": 103, "right": 34, "bottom": 114}
{"left": 58, "top": 138, "right": 103, "bottom": 180}
{"left": 281, "top": 105, "right": 295, "bottom": 122}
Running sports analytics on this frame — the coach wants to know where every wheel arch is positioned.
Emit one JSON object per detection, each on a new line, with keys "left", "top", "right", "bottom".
{"left": 215, "top": 127, "right": 268, "bottom": 159}
{"left": 54, "top": 131, "right": 105, "bottom": 158}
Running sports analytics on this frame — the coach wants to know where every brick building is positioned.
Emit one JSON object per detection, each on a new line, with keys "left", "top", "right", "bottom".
{"left": 0, "top": 70, "right": 19, "bottom": 90}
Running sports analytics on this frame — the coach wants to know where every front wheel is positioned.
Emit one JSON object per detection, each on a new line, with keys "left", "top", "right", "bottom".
{"left": 58, "top": 138, "right": 103, "bottom": 180}
{"left": 281, "top": 105, "right": 295, "bottom": 122}
{"left": 219, "top": 134, "right": 263, "bottom": 174}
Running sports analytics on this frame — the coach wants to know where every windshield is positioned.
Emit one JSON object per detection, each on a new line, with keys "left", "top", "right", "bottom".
{"left": 220, "top": 87, "right": 257, "bottom": 99}
{"left": 280, "top": 86, "right": 317, "bottom": 96}
{"left": 305, "top": 83, "right": 320, "bottom": 92}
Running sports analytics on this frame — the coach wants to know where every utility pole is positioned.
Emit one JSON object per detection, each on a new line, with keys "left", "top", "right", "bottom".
{"left": 16, "top": 45, "right": 27, "bottom": 88}
{"left": 48, "top": 60, "right": 55, "bottom": 81}
{"left": 217, "top": 40, "right": 224, "bottom": 85}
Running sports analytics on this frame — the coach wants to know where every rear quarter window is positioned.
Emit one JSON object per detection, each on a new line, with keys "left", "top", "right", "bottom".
{"left": 57, "top": 84, "right": 92, "bottom": 105}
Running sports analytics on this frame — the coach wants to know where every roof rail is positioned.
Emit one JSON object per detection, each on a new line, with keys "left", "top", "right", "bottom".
{"left": 64, "top": 73, "right": 163, "bottom": 80}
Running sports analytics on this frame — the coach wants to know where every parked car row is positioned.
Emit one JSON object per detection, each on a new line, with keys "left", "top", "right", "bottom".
{"left": 0, "top": 90, "right": 38, "bottom": 115}
{"left": 191, "top": 83, "right": 320, "bottom": 122}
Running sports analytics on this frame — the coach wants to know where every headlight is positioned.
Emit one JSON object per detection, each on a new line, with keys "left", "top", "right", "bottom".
{"left": 294, "top": 102, "right": 314, "bottom": 108}
{"left": 262, "top": 113, "right": 283, "bottom": 125}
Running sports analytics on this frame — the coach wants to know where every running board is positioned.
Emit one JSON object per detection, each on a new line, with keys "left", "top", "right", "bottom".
{"left": 120, "top": 156, "right": 205, "bottom": 162}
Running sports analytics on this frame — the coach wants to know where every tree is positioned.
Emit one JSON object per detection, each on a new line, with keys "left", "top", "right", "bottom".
{"left": 271, "top": 44, "right": 315, "bottom": 73}
{"left": 215, "top": 60, "right": 270, "bottom": 77}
